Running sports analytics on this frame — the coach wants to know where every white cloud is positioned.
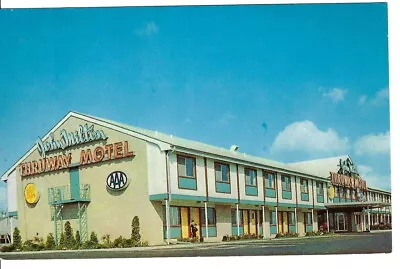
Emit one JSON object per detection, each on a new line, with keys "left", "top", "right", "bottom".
{"left": 357, "top": 164, "right": 391, "bottom": 191}
{"left": 358, "top": 88, "right": 389, "bottom": 106}
{"left": 358, "top": 95, "right": 368, "bottom": 105}
{"left": 371, "top": 88, "right": 389, "bottom": 105}
{"left": 322, "top": 88, "right": 347, "bottom": 102}
{"left": 270, "top": 120, "right": 349, "bottom": 154}
{"left": 135, "top": 22, "right": 159, "bottom": 36}
{"left": 354, "top": 131, "right": 390, "bottom": 155}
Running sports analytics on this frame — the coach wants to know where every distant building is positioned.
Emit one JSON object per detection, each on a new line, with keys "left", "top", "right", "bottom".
{"left": 0, "top": 112, "right": 391, "bottom": 245}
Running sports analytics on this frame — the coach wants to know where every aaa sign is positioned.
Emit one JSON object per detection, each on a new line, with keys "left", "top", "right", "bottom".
{"left": 25, "top": 183, "right": 40, "bottom": 204}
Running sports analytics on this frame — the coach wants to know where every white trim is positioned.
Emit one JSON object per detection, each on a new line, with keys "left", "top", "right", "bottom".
{"left": 174, "top": 146, "right": 330, "bottom": 183}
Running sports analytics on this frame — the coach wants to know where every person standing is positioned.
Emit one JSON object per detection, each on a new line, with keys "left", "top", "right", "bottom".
{"left": 190, "top": 220, "right": 198, "bottom": 238}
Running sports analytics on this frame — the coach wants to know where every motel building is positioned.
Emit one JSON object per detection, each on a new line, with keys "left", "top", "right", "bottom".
{"left": 0, "top": 112, "right": 392, "bottom": 246}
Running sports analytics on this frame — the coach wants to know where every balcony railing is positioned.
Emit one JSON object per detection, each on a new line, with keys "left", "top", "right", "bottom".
{"left": 48, "top": 184, "right": 91, "bottom": 204}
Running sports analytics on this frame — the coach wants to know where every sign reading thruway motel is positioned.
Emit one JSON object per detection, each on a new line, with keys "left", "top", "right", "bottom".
{"left": 20, "top": 123, "right": 135, "bottom": 177}
{"left": 20, "top": 141, "right": 135, "bottom": 177}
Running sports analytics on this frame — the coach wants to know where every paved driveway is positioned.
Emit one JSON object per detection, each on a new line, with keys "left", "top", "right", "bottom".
{"left": 0, "top": 232, "right": 391, "bottom": 259}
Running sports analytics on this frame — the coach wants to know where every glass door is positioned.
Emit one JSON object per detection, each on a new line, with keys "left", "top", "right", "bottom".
{"left": 336, "top": 213, "right": 346, "bottom": 231}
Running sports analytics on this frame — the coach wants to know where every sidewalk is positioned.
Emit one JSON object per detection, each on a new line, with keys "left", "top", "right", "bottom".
{"left": 0, "top": 233, "right": 346, "bottom": 256}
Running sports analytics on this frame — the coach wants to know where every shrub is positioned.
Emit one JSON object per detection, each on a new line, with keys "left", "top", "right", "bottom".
{"left": 75, "top": 231, "right": 81, "bottom": 248}
{"left": 12, "top": 227, "right": 22, "bottom": 250}
{"left": 1, "top": 244, "right": 15, "bottom": 252}
{"left": 89, "top": 231, "right": 99, "bottom": 245}
{"left": 140, "top": 241, "right": 149, "bottom": 247}
{"left": 222, "top": 235, "right": 228, "bottom": 242}
{"left": 113, "top": 236, "right": 124, "bottom": 248}
{"left": 22, "top": 239, "right": 45, "bottom": 252}
{"left": 122, "top": 238, "right": 134, "bottom": 248}
{"left": 64, "top": 221, "right": 76, "bottom": 249}
{"left": 45, "top": 233, "right": 56, "bottom": 250}
{"left": 58, "top": 233, "right": 66, "bottom": 249}
{"left": 101, "top": 234, "right": 112, "bottom": 248}
{"left": 199, "top": 237, "right": 204, "bottom": 243}
{"left": 131, "top": 216, "right": 141, "bottom": 244}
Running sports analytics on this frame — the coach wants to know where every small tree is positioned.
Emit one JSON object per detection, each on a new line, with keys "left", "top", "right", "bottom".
{"left": 131, "top": 216, "right": 141, "bottom": 245}
{"left": 75, "top": 230, "right": 81, "bottom": 247}
{"left": 12, "top": 227, "right": 22, "bottom": 249}
{"left": 45, "top": 233, "right": 56, "bottom": 250}
{"left": 59, "top": 233, "right": 66, "bottom": 249}
{"left": 64, "top": 221, "right": 76, "bottom": 248}
{"left": 89, "top": 231, "right": 99, "bottom": 245}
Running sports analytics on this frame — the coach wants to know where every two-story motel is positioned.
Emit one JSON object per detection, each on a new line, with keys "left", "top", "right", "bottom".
{"left": 0, "top": 112, "right": 392, "bottom": 245}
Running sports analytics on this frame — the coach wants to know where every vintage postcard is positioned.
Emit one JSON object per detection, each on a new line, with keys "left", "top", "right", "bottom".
{"left": 0, "top": 0, "right": 394, "bottom": 266}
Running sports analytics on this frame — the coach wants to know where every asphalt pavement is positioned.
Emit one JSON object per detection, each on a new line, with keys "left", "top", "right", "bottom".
{"left": 0, "top": 231, "right": 392, "bottom": 259}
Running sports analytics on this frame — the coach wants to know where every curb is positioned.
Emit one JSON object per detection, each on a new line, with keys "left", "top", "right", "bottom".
{"left": 369, "top": 230, "right": 392, "bottom": 233}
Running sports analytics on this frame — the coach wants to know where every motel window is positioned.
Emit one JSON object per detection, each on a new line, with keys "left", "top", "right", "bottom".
{"left": 177, "top": 155, "right": 196, "bottom": 178}
{"left": 306, "top": 212, "right": 312, "bottom": 225}
{"left": 339, "top": 187, "right": 344, "bottom": 197}
{"left": 281, "top": 175, "right": 291, "bottom": 192}
{"left": 270, "top": 211, "right": 277, "bottom": 225}
{"left": 334, "top": 186, "right": 339, "bottom": 198}
{"left": 231, "top": 209, "right": 243, "bottom": 226}
{"left": 289, "top": 212, "right": 295, "bottom": 225}
{"left": 163, "top": 206, "right": 181, "bottom": 227}
{"left": 264, "top": 172, "right": 276, "bottom": 189}
{"left": 316, "top": 182, "right": 323, "bottom": 195}
{"left": 245, "top": 168, "right": 257, "bottom": 186}
{"left": 300, "top": 179, "right": 308, "bottom": 194}
{"left": 201, "top": 207, "right": 216, "bottom": 226}
{"left": 215, "top": 163, "right": 230, "bottom": 183}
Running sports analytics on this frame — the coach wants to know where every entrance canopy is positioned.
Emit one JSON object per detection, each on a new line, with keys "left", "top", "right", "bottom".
{"left": 325, "top": 201, "right": 390, "bottom": 212}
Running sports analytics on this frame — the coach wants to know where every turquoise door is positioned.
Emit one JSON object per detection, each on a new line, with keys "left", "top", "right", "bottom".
{"left": 70, "top": 168, "right": 80, "bottom": 200}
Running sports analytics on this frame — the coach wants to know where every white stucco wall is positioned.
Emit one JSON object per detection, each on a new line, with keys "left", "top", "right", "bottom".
{"left": 147, "top": 143, "right": 167, "bottom": 196}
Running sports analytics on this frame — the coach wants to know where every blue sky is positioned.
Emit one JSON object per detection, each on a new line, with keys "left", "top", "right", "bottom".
{"left": 0, "top": 3, "right": 390, "bottom": 211}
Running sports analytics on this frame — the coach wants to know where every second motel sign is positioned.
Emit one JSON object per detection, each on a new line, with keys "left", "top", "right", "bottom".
{"left": 330, "top": 172, "right": 367, "bottom": 190}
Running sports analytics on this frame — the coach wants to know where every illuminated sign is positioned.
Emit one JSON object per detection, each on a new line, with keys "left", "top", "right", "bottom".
{"left": 24, "top": 183, "right": 40, "bottom": 204}
{"left": 20, "top": 141, "right": 135, "bottom": 177}
{"left": 106, "top": 171, "right": 129, "bottom": 190}
{"left": 36, "top": 124, "right": 108, "bottom": 157}
{"left": 330, "top": 172, "right": 367, "bottom": 191}
{"left": 328, "top": 186, "right": 335, "bottom": 200}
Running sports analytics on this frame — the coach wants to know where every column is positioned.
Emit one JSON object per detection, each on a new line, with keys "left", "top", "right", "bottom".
{"left": 367, "top": 206, "right": 371, "bottom": 231}
{"left": 10, "top": 217, "right": 14, "bottom": 244}
{"left": 354, "top": 213, "right": 357, "bottom": 232}
{"left": 165, "top": 200, "right": 170, "bottom": 244}
{"left": 275, "top": 207, "right": 278, "bottom": 233}
{"left": 205, "top": 202, "right": 209, "bottom": 238}
{"left": 262, "top": 205, "right": 267, "bottom": 239}
{"left": 295, "top": 208, "right": 298, "bottom": 234}
{"left": 361, "top": 209, "right": 365, "bottom": 232}
{"left": 236, "top": 204, "right": 240, "bottom": 236}
{"left": 326, "top": 209, "right": 329, "bottom": 232}
{"left": 311, "top": 209, "right": 315, "bottom": 232}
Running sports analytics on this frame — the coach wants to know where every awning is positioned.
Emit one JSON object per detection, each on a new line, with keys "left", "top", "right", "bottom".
{"left": 325, "top": 201, "right": 391, "bottom": 211}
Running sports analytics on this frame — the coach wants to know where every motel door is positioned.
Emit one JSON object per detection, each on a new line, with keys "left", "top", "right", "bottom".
{"left": 249, "top": 210, "right": 257, "bottom": 235}
{"left": 180, "top": 208, "right": 190, "bottom": 238}
{"left": 278, "top": 212, "right": 283, "bottom": 234}
{"left": 243, "top": 210, "right": 250, "bottom": 234}
{"left": 336, "top": 213, "right": 346, "bottom": 231}
{"left": 191, "top": 207, "right": 201, "bottom": 237}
